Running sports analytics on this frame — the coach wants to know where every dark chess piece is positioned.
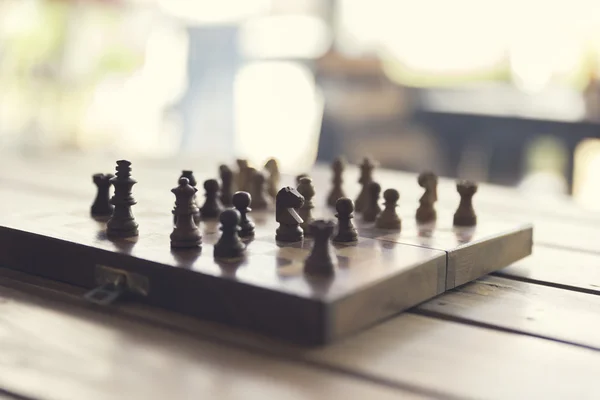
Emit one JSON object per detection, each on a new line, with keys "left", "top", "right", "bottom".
{"left": 250, "top": 171, "right": 271, "bottom": 210}
{"left": 106, "top": 160, "right": 139, "bottom": 238}
{"left": 375, "top": 188, "right": 402, "bottom": 230}
{"left": 219, "top": 164, "right": 234, "bottom": 207}
{"left": 275, "top": 186, "right": 305, "bottom": 242}
{"left": 355, "top": 157, "right": 375, "bottom": 213}
{"left": 214, "top": 209, "right": 246, "bottom": 259}
{"left": 297, "top": 177, "right": 315, "bottom": 235}
{"left": 327, "top": 157, "right": 346, "bottom": 207}
{"left": 296, "top": 173, "right": 309, "bottom": 186}
{"left": 416, "top": 171, "right": 438, "bottom": 223}
{"left": 362, "top": 181, "right": 382, "bottom": 222}
{"left": 232, "top": 191, "right": 255, "bottom": 238}
{"left": 173, "top": 170, "right": 200, "bottom": 225}
{"left": 91, "top": 173, "right": 114, "bottom": 219}
{"left": 304, "top": 220, "right": 336, "bottom": 276}
{"left": 453, "top": 181, "right": 478, "bottom": 227}
{"left": 264, "top": 158, "right": 280, "bottom": 199}
{"left": 199, "top": 179, "right": 224, "bottom": 220}
{"left": 236, "top": 159, "right": 251, "bottom": 192}
{"left": 170, "top": 177, "right": 202, "bottom": 248}
{"left": 333, "top": 197, "right": 358, "bottom": 243}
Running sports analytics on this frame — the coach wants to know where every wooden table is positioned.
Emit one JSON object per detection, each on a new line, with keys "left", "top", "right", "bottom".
{"left": 1, "top": 152, "right": 600, "bottom": 400}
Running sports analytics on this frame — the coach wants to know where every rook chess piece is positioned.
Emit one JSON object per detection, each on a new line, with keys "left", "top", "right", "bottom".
{"left": 91, "top": 173, "right": 114, "bottom": 219}
{"left": 362, "top": 181, "right": 382, "bottom": 222}
{"left": 250, "top": 171, "right": 271, "bottom": 210}
{"left": 214, "top": 209, "right": 246, "bottom": 259}
{"left": 304, "top": 220, "right": 336, "bottom": 276}
{"left": 333, "top": 198, "right": 358, "bottom": 243}
{"left": 327, "top": 157, "right": 346, "bottom": 207}
{"left": 275, "top": 187, "right": 305, "bottom": 242}
{"left": 219, "top": 164, "right": 234, "bottom": 207}
{"left": 453, "top": 181, "right": 478, "bottom": 227}
{"left": 106, "top": 160, "right": 139, "bottom": 238}
{"left": 375, "top": 189, "right": 402, "bottom": 230}
{"left": 264, "top": 158, "right": 280, "bottom": 199}
{"left": 416, "top": 172, "right": 438, "bottom": 223}
{"left": 173, "top": 170, "right": 200, "bottom": 225}
{"left": 170, "top": 177, "right": 202, "bottom": 248}
{"left": 355, "top": 157, "right": 375, "bottom": 213}
{"left": 199, "top": 179, "right": 224, "bottom": 220}
{"left": 232, "top": 191, "right": 255, "bottom": 238}
{"left": 297, "top": 177, "right": 315, "bottom": 235}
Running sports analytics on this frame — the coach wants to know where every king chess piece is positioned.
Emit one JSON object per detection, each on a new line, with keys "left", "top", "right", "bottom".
{"left": 106, "top": 160, "right": 139, "bottom": 238}
{"left": 333, "top": 197, "right": 358, "bottom": 243}
{"left": 170, "top": 177, "right": 202, "bottom": 248}
{"left": 304, "top": 220, "right": 336, "bottom": 276}
{"left": 453, "top": 181, "right": 478, "bottom": 227}
{"left": 214, "top": 209, "right": 246, "bottom": 259}
{"left": 297, "top": 177, "right": 315, "bottom": 235}
{"left": 327, "top": 157, "right": 346, "bottom": 207}
{"left": 416, "top": 172, "right": 438, "bottom": 224}
{"left": 355, "top": 157, "right": 375, "bottom": 213}
{"left": 375, "top": 188, "right": 402, "bottom": 230}
{"left": 275, "top": 187, "right": 305, "bottom": 242}
{"left": 91, "top": 173, "right": 114, "bottom": 219}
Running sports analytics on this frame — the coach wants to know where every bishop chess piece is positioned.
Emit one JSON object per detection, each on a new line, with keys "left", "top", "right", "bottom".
{"left": 214, "top": 209, "right": 246, "bottom": 259}
{"left": 327, "top": 157, "right": 346, "bottom": 207}
{"left": 250, "top": 171, "right": 271, "bottom": 210}
{"left": 297, "top": 177, "right": 315, "bottom": 235}
{"left": 264, "top": 158, "right": 280, "bottom": 199}
{"left": 170, "top": 177, "right": 202, "bottom": 248}
{"left": 304, "top": 220, "right": 336, "bottom": 276}
{"left": 416, "top": 172, "right": 438, "bottom": 224}
{"left": 375, "top": 188, "right": 401, "bottom": 230}
{"left": 453, "top": 181, "right": 478, "bottom": 227}
{"left": 232, "top": 191, "right": 255, "bottom": 238}
{"left": 362, "top": 181, "right": 382, "bottom": 222}
{"left": 275, "top": 187, "right": 305, "bottom": 242}
{"left": 199, "top": 179, "right": 224, "bottom": 220}
{"left": 355, "top": 157, "right": 375, "bottom": 213}
{"left": 91, "top": 173, "right": 114, "bottom": 219}
{"left": 219, "top": 164, "right": 234, "bottom": 207}
{"left": 106, "top": 160, "right": 139, "bottom": 238}
{"left": 173, "top": 170, "right": 200, "bottom": 225}
{"left": 333, "top": 197, "right": 358, "bottom": 243}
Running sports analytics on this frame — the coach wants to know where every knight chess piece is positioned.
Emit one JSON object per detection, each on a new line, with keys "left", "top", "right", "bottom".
{"left": 375, "top": 188, "right": 402, "bottom": 230}
{"left": 199, "top": 179, "right": 224, "bottom": 220}
{"left": 173, "top": 170, "right": 200, "bottom": 225}
{"left": 232, "top": 191, "right": 255, "bottom": 238}
{"left": 333, "top": 197, "right": 358, "bottom": 243}
{"left": 91, "top": 173, "right": 114, "bottom": 219}
{"left": 416, "top": 172, "right": 438, "bottom": 223}
{"left": 106, "top": 160, "right": 139, "bottom": 238}
{"left": 219, "top": 164, "right": 234, "bottom": 207}
{"left": 170, "top": 177, "right": 202, "bottom": 248}
{"left": 275, "top": 186, "right": 305, "bottom": 242}
{"left": 453, "top": 181, "right": 478, "bottom": 227}
{"left": 297, "top": 177, "right": 315, "bottom": 235}
{"left": 264, "top": 158, "right": 280, "bottom": 199}
{"left": 355, "top": 157, "right": 376, "bottom": 213}
{"left": 327, "top": 157, "right": 346, "bottom": 207}
{"left": 304, "top": 220, "right": 336, "bottom": 276}
{"left": 250, "top": 171, "right": 271, "bottom": 210}
{"left": 213, "top": 209, "right": 246, "bottom": 259}
{"left": 362, "top": 181, "right": 382, "bottom": 222}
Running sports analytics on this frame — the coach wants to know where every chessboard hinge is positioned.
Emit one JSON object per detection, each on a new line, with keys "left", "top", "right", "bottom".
{"left": 84, "top": 265, "right": 150, "bottom": 305}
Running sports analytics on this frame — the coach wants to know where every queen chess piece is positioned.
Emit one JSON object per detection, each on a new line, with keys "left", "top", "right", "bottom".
{"left": 171, "top": 177, "right": 202, "bottom": 248}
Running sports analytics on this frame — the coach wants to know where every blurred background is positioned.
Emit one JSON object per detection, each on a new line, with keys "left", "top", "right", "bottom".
{"left": 0, "top": 0, "right": 600, "bottom": 208}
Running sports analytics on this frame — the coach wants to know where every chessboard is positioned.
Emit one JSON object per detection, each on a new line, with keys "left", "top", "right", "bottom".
{"left": 0, "top": 157, "right": 533, "bottom": 345}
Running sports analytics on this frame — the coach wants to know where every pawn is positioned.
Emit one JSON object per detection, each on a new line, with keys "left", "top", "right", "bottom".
{"left": 199, "top": 179, "right": 224, "bottom": 220}
{"left": 454, "top": 181, "right": 478, "bottom": 227}
{"left": 219, "top": 164, "right": 234, "bottom": 207}
{"left": 375, "top": 189, "right": 402, "bottom": 230}
{"left": 355, "top": 157, "right": 375, "bottom": 213}
{"left": 250, "top": 171, "right": 271, "bottom": 210}
{"left": 232, "top": 191, "right": 255, "bottom": 238}
{"left": 297, "top": 177, "right": 315, "bottom": 235}
{"left": 362, "top": 181, "right": 382, "bottom": 222}
{"left": 333, "top": 198, "right": 358, "bottom": 243}
{"left": 296, "top": 173, "right": 309, "bottom": 186}
{"left": 170, "top": 177, "right": 202, "bottom": 248}
{"left": 304, "top": 220, "right": 336, "bottom": 276}
{"left": 327, "top": 157, "right": 346, "bottom": 207}
{"left": 416, "top": 171, "right": 438, "bottom": 224}
{"left": 91, "top": 173, "right": 114, "bottom": 219}
{"left": 214, "top": 209, "right": 246, "bottom": 259}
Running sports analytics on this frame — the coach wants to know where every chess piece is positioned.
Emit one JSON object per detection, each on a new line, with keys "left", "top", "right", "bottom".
{"left": 375, "top": 189, "right": 402, "bottom": 230}
{"left": 219, "top": 164, "right": 234, "bottom": 207}
{"left": 264, "top": 158, "right": 280, "bottom": 199}
{"left": 297, "top": 177, "right": 315, "bottom": 235}
{"left": 453, "top": 181, "right": 478, "bottom": 227}
{"left": 304, "top": 220, "right": 336, "bottom": 276}
{"left": 296, "top": 173, "right": 309, "bottom": 186}
{"left": 355, "top": 157, "right": 375, "bottom": 213}
{"left": 362, "top": 181, "right": 381, "bottom": 222}
{"left": 91, "top": 173, "right": 114, "bottom": 218}
{"left": 416, "top": 172, "right": 438, "bottom": 223}
{"left": 173, "top": 170, "right": 200, "bottom": 225}
{"left": 199, "top": 179, "right": 224, "bottom": 220}
{"left": 170, "top": 177, "right": 202, "bottom": 248}
{"left": 333, "top": 197, "right": 358, "bottom": 243}
{"left": 236, "top": 159, "right": 251, "bottom": 192}
{"left": 232, "top": 191, "right": 255, "bottom": 238}
{"left": 327, "top": 157, "right": 346, "bottom": 207}
{"left": 250, "top": 170, "right": 271, "bottom": 210}
{"left": 214, "top": 209, "right": 246, "bottom": 259}
{"left": 106, "top": 160, "right": 139, "bottom": 238}
{"left": 275, "top": 187, "right": 305, "bottom": 242}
